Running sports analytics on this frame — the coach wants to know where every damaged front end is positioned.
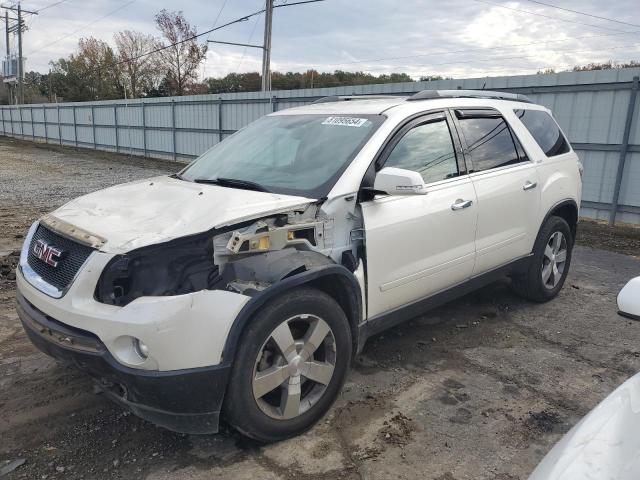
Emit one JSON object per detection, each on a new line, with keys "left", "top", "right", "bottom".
{"left": 213, "top": 203, "right": 336, "bottom": 296}
{"left": 95, "top": 233, "right": 219, "bottom": 306}
{"left": 95, "top": 201, "right": 361, "bottom": 307}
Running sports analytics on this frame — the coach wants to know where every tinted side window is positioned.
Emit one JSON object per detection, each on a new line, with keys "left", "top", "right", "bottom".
{"left": 384, "top": 119, "right": 458, "bottom": 184}
{"left": 514, "top": 109, "right": 570, "bottom": 157}
{"left": 456, "top": 115, "right": 521, "bottom": 172}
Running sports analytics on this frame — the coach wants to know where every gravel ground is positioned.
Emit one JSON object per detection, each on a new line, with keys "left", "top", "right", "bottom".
{"left": 576, "top": 218, "right": 640, "bottom": 258}
{"left": 1, "top": 137, "right": 640, "bottom": 480}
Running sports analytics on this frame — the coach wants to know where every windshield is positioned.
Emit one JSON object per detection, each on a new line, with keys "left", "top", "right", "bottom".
{"left": 181, "top": 114, "right": 385, "bottom": 198}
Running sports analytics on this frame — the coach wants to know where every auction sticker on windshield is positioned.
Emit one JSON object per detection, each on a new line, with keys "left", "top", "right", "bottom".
{"left": 322, "top": 117, "right": 368, "bottom": 127}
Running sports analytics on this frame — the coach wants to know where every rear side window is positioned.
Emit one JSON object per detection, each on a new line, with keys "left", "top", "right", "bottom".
{"left": 456, "top": 114, "right": 521, "bottom": 173}
{"left": 514, "top": 109, "right": 570, "bottom": 157}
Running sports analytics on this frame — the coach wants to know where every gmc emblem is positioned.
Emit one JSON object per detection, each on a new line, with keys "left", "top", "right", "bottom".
{"left": 32, "top": 240, "right": 64, "bottom": 267}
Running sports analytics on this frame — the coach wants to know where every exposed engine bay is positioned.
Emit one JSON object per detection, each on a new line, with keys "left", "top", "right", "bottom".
{"left": 95, "top": 196, "right": 366, "bottom": 307}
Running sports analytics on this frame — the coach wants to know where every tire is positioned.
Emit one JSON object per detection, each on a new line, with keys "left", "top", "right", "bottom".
{"left": 223, "top": 287, "right": 352, "bottom": 442}
{"left": 512, "top": 215, "right": 573, "bottom": 303}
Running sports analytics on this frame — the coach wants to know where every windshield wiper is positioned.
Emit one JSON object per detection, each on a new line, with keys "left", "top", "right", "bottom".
{"left": 193, "top": 177, "right": 270, "bottom": 192}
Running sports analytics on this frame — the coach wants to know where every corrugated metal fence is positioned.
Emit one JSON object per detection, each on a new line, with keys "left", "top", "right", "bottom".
{"left": 1, "top": 68, "right": 640, "bottom": 225}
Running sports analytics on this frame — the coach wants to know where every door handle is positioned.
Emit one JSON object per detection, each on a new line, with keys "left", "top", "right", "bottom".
{"left": 523, "top": 181, "right": 538, "bottom": 191}
{"left": 451, "top": 199, "right": 473, "bottom": 211}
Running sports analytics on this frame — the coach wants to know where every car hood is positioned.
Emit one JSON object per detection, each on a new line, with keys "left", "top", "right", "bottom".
{"left": 47, "top": 176, "right": 315, "bottom": 254}
{"left": 529, "top": 371, "right": 640, "bottom": 480}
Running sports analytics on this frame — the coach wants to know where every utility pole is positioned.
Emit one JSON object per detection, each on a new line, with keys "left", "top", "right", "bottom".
{"left": 207, "top": 0, "right": 324, "bottom": 92}
{"left": 1, "top": 3, "right": 37, "bottom": 104}
{"left": 4, "top": 11, "right": 10, "bottom": 103}
{"left": 260, "top": 0, "right": 273, "bottom": 91}
{"left": 16, "top": 3, "right": 22, "bottom": 103}
{"left": 4, "top": 11, "right": 8, "bottom": 63}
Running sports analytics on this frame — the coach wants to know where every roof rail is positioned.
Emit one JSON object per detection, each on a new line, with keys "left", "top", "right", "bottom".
{"left": 407, "top": 89, "right": 533, "bottom": 104}
{"left": 312, "top": 94, "right": 403, "bottom": 104}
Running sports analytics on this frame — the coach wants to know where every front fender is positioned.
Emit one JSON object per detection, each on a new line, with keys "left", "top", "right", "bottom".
{"left": 220, "top": 263, "right": 362, "bottom": 364}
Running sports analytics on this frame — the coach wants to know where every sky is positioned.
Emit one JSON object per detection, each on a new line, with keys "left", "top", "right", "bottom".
{"left": 5, "top": 0, "right": 640, "bottom": 80}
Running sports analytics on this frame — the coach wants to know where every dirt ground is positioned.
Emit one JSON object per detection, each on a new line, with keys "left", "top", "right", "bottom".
{"left": 1, "top": 136, "right": 640, "bottom": 480}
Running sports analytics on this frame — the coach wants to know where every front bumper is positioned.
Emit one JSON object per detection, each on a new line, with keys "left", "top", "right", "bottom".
{"left": 17, "top": 246, "right": 250, "bottom": 371}
{"left": 17, "top": 291, "right": 230, "bottom": 434}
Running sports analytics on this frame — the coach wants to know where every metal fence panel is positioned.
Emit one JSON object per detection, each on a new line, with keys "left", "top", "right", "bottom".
{"left": 620, "top": 152, "right": 640, "bottom": 206}
{"left": 628, "top": 95, "right": 640, "bottom": 145}
{"left": 1, "top": 68, "right": 640, "bottom": 224}
{"left": 76, "top": 125, "right": 93, "bottom": 145}
{"left": 580, "top": 150, "right": 619, "bottom": 204}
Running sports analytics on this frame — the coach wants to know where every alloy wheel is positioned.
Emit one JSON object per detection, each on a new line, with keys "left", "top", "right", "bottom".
{"left": 542, "top": 231, "right": 568, "bottom": 289}
{"left": 252, "top": 314, "right": 336, "bottom": 420}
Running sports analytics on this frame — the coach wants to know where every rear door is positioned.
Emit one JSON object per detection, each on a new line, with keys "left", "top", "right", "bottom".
{"left": 452, "top": 108, "right": 540, "bottom": 274}
{"left": 361, "top": 111, "right": 478, "bottom": 319}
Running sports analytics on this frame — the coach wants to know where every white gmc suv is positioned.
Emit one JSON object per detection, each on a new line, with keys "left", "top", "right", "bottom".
{"left": 16, "top": 90, "right": 582, "bottom": 442}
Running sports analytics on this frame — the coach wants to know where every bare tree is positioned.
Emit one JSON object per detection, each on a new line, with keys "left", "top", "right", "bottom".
{"left": 154, "top": 10, "right": 207, "bottom": 96}
{"left": 115, "top": 30, "right": 161, "bottom": 98}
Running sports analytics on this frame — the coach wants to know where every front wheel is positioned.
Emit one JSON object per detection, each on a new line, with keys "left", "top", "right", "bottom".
{"left": 512, "top": 215, "right": 573, "bottom": 302}
{"left": 224, "top": 288, "right": 352, "bottom": 442}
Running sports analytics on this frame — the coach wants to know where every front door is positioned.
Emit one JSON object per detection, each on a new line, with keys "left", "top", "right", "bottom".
{"left": 361, "top": 112, "right": 478, "bottom": 319}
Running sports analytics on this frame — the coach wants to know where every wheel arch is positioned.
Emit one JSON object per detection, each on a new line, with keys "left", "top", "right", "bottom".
{"left": 538, "top": 199, "right": 579, "bottom": 246}
{"left": 220, "top": 264, "right": 362, "bottom": 365}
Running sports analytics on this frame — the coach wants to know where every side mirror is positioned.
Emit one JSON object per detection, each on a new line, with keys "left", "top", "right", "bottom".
{"left": 373, "top": 167, "right": 427, "bottom": 196}
{"left": 618, "top": 277, "right": 640, "bottom": 320}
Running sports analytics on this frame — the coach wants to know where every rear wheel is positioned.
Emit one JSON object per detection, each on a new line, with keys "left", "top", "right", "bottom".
{"left": 224, "top": 288, "right": 352, "bottom": 442}
{"left": 512, "top": 215, "right": 573, "bottom": 302}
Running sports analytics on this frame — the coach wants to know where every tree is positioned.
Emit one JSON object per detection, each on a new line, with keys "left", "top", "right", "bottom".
{"left": 23, "top": 71, "right": 48, "bottom": 103}
{"left": 572, "top": 60, "right": 640, "bottom": 72}
{"left": 204, "top": 70, "right": 422, "bottom": 94}
{"left": 115, "top": 30, "right": 161, "bottom": 98}
{"left": 49, "top": 37, "right": 122, "bottom": 101}
{"left": 419, "top": 75, "right": 445, "bottom": 82}
{"left": 154, "top": 10, "right": 207, "bottom": 96}
{"left": 206, "top": 72, "right": 262, "bottom": 93}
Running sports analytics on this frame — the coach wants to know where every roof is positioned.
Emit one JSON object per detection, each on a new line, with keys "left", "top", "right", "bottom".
{"left": 271, "top": 90, "right": 538, "bottom": 116}
{"left": 271, "top": 97, "right": 406, "bottom": 115}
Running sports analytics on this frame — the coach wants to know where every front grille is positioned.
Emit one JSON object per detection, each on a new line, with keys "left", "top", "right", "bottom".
{"left": 27, "top": 224, "right": 95, "bottom": 292}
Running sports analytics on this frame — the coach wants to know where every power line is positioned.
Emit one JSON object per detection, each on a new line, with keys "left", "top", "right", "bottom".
{"left": 235, "top": 6, "right": 263, "bottom": 72}
{"left": 200, "top": 0, "right": 230, "bottom": 80}
{"left": 115, "top": 9, "right": 267, "bottom": 68}
{"left": 27, "top": 0, "right": 136, "bottom": 55}
{"left": 273, "top": 0, "right": 324, "bottom": 7}
{"left": 26, "top": 0, "right": 323, "bottom": 82}
{"left": 520, "top": 0, "right": 640, "bottom": 29}
{"left": 37, "top": 0, "right": 69, "bottom": 13}
{"left": 116, "top": 0, "right": 324, "bottom": 82}
{"left": 470, "top": 0, "right": 637, "bottom": 34}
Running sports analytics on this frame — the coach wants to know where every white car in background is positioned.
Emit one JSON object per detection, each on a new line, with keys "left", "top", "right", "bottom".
{"left": 618, "top": 277, "right": 640, "bottom": 321}
{"left": 16, "top": 90, "right": 582, "bottom": 442}
{"left": 529, "top": 278, "right": 640, "bottom": 479}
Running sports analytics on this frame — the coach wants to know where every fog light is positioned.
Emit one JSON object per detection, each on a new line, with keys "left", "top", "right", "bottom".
{"left": 133, "top": 338, "right": 149, "bottom": 359}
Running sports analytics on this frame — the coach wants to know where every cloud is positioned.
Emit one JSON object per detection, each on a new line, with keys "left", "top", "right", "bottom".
{"left": 11, "top": 0, "right": 640, "bottom": 79}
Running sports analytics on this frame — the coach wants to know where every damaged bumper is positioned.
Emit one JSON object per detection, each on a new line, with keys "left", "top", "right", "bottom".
{"left": 16, "top": 248, "right": 251, "bottom": 434}
{"left": 17, "top": 251, "right": 251, "bottom": 371}
{"left": 17, "top": 291, "right": 229, "bottom": 434}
